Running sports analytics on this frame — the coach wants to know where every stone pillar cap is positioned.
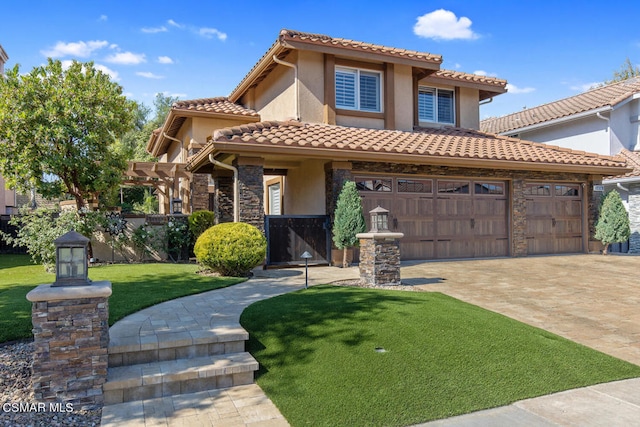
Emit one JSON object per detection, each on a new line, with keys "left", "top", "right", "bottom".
{"left": 356, "top": 232, "right": 404, "bottom": 239}
{"left": 27, "top": 281, "right": 112, "bottom": 302}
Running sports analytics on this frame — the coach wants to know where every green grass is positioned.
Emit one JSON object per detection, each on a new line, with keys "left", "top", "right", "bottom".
{"left": 0, "top": 254, "right": 244, "bottom": 343}
{"left": 240, "top": 285, "right": 640, "bottom": 426}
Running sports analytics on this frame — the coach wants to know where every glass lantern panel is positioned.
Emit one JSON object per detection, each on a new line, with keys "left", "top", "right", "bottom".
{"left": 59, "top": 247, "right": 72, "bottom": 262}
{"left": 59, "top": 263, "right": 71, "bottom": 278}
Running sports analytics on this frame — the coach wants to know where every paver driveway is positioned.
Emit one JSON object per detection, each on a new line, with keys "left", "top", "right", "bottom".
{"left": 400, "top": 254, "right": 640, "bottom": 366}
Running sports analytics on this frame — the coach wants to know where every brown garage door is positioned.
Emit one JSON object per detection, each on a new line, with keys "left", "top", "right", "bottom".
{"left": 525, "top": 182, "right": 583, "bottom": 255}
{"left": 356, "top": 177, "right": 509, "bottom": 260}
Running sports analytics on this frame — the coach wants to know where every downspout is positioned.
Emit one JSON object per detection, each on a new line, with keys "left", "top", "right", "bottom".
{"left": 479, "top": 97, "right": 493, "bottom": 106}
{"left": 617, "top": 183, "right": 629, "bottom": 192}
{"left": 163, "top": 132, "right": 184, "bottom": 214}
{"left": 208, "top": 154, "right": 239, "bottom": 223}
{"left": 272, "top": 55, "right": 299, "bottom": 120}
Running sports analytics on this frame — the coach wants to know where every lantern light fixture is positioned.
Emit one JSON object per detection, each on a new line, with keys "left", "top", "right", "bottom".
{"left": 52, "top": 230, "right": 91, "bottom": 287}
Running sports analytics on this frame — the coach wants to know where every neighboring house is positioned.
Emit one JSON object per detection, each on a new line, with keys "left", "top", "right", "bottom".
{"left": 148, "top": 29, "right": 629, "bottom": 263}
{"left": 0, "top": 43, "right": 16, "bottom": 215}
{"left": 481, "top": 78, "right": 640, "bottom": 252}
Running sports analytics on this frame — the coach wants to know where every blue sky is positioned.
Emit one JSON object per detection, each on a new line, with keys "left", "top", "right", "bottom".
{"left": 3, "top": 1, "right": 640, "bottom": 120}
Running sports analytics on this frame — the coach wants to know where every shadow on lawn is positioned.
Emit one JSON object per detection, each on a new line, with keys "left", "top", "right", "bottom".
{"left": 240, "top": 285, "right": 423, "bottom": 379}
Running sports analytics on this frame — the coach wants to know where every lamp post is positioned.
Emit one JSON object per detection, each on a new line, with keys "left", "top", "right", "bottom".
{"left": 52, "top": 230, "right": 91, "bottom": 287}
{"left": 301, "top": 251, "right": 313, "bottom": 289}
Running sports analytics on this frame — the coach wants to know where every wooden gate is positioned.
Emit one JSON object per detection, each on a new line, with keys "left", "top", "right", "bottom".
{"left": 265, "top": 215, "right": 331, "bottom": 266}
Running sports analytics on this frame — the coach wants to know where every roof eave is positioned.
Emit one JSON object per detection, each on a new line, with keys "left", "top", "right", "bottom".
{"left": 279, "top": 38, "right": 442, "bottom": 70}
{"left": 228, "top": 42, "right": 287, "bottom": 103}
{"left": 187, "top": 140, "right": 628, "bottom": 176}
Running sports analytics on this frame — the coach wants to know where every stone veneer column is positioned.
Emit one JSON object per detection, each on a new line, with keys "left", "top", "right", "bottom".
{"left": 190, "top": 173, "right": 210, "bottom": 213}
{"left": 26, "top": 281, "right": 112, "bottom": 410}
{"left": 215, "top": 174, "right": 235, "bottom": 224}
{"left": 628, "top": 183, "right": 640, "bottom": 253}
{"left": 234, "top": 157, "right": 264, "bottom": 231}
{"left": 511, "top": 179, "right": 528, "bottom": 257}
{"left": 356, "top": 232, "right": 404, "bottom": 286}
{"left": 324, "top": 161, "right": 353, "bottom": 222}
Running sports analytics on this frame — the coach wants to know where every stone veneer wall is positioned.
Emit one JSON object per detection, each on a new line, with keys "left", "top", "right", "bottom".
{"left": 628, "top": 184, "right": 640, "bottom": 253}
{"left": 235, "top": 161, "right": 265, "bottom": 231}
{"left": 351, "top": 161, "right": 594, "bottom": 257}
{"left": 325, "top": 163, "right": 353, "bottom": 222}
{"left": 190, "top": 173, "right": 210, "bottom": 213}
{"left": 27, "top": 282, "right": 112, "bottom": 410}
{"left": 358, "top": 237, "right": 402, "bottom": 286}
{"left": 215, "top": 175, "right": 234, "bottom": 224}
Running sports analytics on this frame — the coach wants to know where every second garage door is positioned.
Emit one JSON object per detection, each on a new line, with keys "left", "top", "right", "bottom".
{"left": 356, "top": 176, "right": 509, "bottom": 260}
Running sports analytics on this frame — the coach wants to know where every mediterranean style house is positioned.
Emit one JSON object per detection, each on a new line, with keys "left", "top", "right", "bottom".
{"left": 147, "top": 29, "right": 629, "bottom": 263}
{"left": 481, "top": 78, "right": 640, "bottom": 253}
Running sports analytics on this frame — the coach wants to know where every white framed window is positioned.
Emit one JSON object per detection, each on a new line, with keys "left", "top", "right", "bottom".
{"left": 335, "top": 67, "right": 382, "bottom": 112}
{"left": 418, "top": 86, "right": 455, "bottom": 124}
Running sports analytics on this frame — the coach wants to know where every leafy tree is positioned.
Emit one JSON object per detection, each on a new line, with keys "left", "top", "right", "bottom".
{"left": 606, "top": 58, "right": 640, "bottom": 84}
{"left": 1, "top": 207, "right": 105, "bottom": 271}
{"left": 0, "top": 59, "right": 136, "bottom": 210}
{"left": 595, "top": 190, "right": 630, "bottom": 254}
{"left": 332, "top": 180, "right": 366, "bottom": 268}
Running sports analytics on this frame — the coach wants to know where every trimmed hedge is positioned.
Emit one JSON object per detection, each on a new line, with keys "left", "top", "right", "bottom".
{"left": 189, "top": 210, "right": 216, "bottom": 241}
{"left": 194, "top": 222, "right": 266, "bottom": 276}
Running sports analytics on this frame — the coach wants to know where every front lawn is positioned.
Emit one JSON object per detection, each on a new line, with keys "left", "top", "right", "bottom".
{"left": 0, "top": 254, "right": 244, "bottom": 343}
{"left": 240, "top": 285, "right": 640, "bottom": 426}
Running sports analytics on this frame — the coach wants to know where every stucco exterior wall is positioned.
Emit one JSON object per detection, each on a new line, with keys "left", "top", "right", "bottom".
{"left": 393, "top": 64, "right": 414, "bottom": 131}
{"left": 298, "top": 50, "right": 325, "bottom": 123}
{"left": 516, "top": 116, "right": 609, "bottom": 155}
{"left": 0, "top": 175, "right": 15, "bottom": 214}
{"left": 252, "top": 51, "right": 297, "bottom": 121}
{"left": 336, "top": 115, "right": 385, "bottom": 129}
{"left": 283, "top": 159, "right": 326, "bottom": 215}
{"left": 458, "top": 87, "right": 480, "bottom": 130}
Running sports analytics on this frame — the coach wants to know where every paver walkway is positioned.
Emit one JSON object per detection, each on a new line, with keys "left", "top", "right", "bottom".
{"left": 101, "top": 265, "right": 359, "bottom": 426}
{"left": 102, "top": 255, "right": 640, "bottom": 426}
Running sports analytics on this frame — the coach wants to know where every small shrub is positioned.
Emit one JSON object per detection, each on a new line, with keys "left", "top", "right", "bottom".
{"left": 194, "top": 222, "right": 266, "bottom": 276}
{"left": 189, "top": 210, "right": 216, "bottom": 241}
{"left": 165, "top": 216, "right": 190, "bottom": 261}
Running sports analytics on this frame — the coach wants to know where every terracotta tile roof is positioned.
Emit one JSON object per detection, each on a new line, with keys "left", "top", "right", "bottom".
{"left": 172, "top": 97, "right": 258, "bottom": 117}
{"left": 279, "top": 29, "right": 442, "bottom": 64}
{"left": 432, "top": 69, "right": 507, "bottom": 90}
{"left": 481, "top": 77, "right": 640, "bottom": 134}
{"left": 609, "top": 149, "right": 640, "bottom": 179}
{"left": 189, "top": 121, "right": 627, "bottom": 173}
{"left": 229, "top": 29, "right": 443, "bottom": 102}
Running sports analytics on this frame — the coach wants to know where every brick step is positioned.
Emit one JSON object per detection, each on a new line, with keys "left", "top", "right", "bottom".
{"left": 103, "top": 352, "right": 258, "bottom": 405}
{"left": 108, "top": 327, "right": 248, "bottom": 367}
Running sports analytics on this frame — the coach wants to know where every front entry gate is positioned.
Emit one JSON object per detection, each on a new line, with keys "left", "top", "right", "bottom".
{"left": 265, "top": 215, "right": 331, "bottom": 266}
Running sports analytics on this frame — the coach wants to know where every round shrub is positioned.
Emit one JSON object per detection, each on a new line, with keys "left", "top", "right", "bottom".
{"left": 194, "top": 222, "right": 266, "bottom": 276}
{"left": 188, "top": 210, "right": 216, "bottom": 241}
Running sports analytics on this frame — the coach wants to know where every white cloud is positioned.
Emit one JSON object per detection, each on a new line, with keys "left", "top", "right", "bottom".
{"left": 99, "top": 15, "right": 108, "bottom": 22}
{"left": 42, "top": 40, "right": 109, "bottom": 58}
{"left": 570, "top": 82, "right": 602, "bottom": 92}
{"left": 157, "top": 56, "right": 174, "bottom": 64}
{"left": 199, "top": 27, "right": 227, "bottom": 41}
{"left": 141, "top": 26, "right": 167, "bottom": 34}
{"left": 159, "top": 90, "right": 186, "bottom": 98}
{"left": 168, "top": 19, "right": 184, "bottom": 29}
{"left": 506, "top": 83, "right": 535, "bottom": 94}
{"left": 105, "top": 51, "right": 146, "bottom": 65}
{"left": 414, "top": 9, "right": 479, "bottom": 40}
{"left": 136, "top": 71, "right": 164, "bottom": 79}
{"left": 94, "top": 64, "right": 120, "bottom": 81}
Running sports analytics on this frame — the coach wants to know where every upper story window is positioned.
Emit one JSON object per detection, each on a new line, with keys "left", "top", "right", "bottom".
{"left": 418, "top": 86, "right": 455, "bottom": 125}
{"left": 335, "top": 67, "right": 382, "bottom": 113}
